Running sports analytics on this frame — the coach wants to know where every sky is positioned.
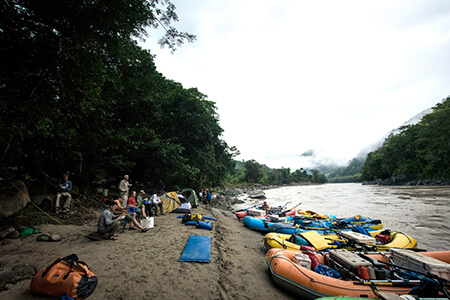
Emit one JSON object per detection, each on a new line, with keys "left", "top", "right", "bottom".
{"left": 139, "top": 0, "right": 450, "bottom": 170}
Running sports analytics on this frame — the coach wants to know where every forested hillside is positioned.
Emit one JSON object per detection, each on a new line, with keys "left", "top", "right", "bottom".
{"left": 0, "top": 0, "right": 236, "bottom": 192}
{"left": 229, "top": 160, "right": 327, "bottom": 185}
{"left": 362, "top": 96, "right": 450, "bottom": 182}
{"left": 326, "top": 157, "right": 364, "bottom": 183}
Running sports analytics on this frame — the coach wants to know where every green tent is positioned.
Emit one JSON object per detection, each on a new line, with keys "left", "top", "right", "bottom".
{"left": 181, "top": 188, "right": 199, "bottom": 207}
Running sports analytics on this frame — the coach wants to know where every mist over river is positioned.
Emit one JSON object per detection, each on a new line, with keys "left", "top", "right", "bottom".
{"left": 238, "top": 183, "right": 450, "bottom": 251}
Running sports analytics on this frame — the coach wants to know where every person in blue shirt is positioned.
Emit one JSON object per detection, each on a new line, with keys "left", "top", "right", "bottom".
{"left": 55, "top": 173, "right": 72, "bottom": 213}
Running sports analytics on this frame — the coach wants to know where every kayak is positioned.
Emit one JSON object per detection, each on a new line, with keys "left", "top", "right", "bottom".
{"left": 264, "top": 229, "right": 417, "bottom": 252}
{"left": 266, "top": 248, "right": 450, "bottom": 300}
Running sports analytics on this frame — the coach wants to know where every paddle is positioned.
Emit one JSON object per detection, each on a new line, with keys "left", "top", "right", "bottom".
{"left": 236, "top": 202, "right": 263, "bottom": 212}
{"left": 287, "top": 200, "right": 302, "bottom": 211}
{"left": 274, "top": 202, "right": 289, "bottom": 215}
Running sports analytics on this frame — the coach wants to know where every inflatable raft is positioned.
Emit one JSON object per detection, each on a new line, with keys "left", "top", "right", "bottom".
{"left": 264, "top": 229, "right": 417, "bottom": 252}
{"left": 243, "top": 215, "right": 381, "bottom": 235}
{"left": 265, "top": 248, "right": 450, "bottom": 300}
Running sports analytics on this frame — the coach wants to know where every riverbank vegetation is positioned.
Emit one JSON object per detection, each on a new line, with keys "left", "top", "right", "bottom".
{"left": 362, "top": 96, "right": 450, "bottom": 182}
{"left": 1, "top": 0, "right": 327, "bottom": 195}
{"left": 1, "top": 1, "right": 236, "bottom": 193}
{"left": 227, "top": 160, "right": 327, "bottom": 186}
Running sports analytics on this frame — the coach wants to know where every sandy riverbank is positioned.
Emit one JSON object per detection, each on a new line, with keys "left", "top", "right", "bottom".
{"left": 0, "top": 205, "right": 295, "bottom": 300}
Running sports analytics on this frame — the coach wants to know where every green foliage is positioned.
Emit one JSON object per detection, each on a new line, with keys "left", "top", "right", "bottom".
{"left": 362, "top": 97, "right": 450, "bottom": 181}
{"left": 228, "top": 160, "right": 327, "bottom": 185}
{"left": 244, "top": 160, "right": 264, "bottom": 183}
{"left": 0, "top": 0, "right": 236, "bottom": 192}
{"left": 327, "top": 157, "right": 364, "bottom": 183}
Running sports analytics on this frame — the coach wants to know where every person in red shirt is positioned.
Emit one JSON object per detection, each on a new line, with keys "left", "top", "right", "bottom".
{"left": 127, "top": 191, "right": 147, "bottom": 218}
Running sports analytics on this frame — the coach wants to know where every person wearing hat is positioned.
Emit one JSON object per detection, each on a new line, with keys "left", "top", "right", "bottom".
{"left": 97, "top": 200, "right": 124, "bottom": 240}
{"left": 261, "top": 201, "right": 270, "bottom": 211}
{"left": 112, "top": 197, "right": 149, "bottom": 232}
{"left": 137, "top": 190, "right": 147, "bottom": 214}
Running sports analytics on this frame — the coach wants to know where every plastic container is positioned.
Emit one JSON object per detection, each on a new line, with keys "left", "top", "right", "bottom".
{"left": 247, "top": 209, "right": 266, "bottom": 216}
{"left": 339, "top": 231, "right": 377, "bottom": 245}
{"left": 390, "top": 248, "right": 450, "bottom": 280}
{"left": 140, "top": 217, "right": 154, "bottom": 229}
{"left": 292, "top": 253, "right": 311, "bottom": 270}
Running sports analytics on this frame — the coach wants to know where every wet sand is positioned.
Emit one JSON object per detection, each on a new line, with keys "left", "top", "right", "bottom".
{"left": 0, "top": 206, "right": 295, "bottom": 299}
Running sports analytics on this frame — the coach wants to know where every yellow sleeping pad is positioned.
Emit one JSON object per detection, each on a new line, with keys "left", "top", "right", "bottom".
{"left": 299, "top": 231, "right": 334, "bottom": 251}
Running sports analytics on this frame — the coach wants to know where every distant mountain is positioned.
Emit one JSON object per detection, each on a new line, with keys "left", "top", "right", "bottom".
{"left": 326, "top": 106, "right": 435, "bottom": 182}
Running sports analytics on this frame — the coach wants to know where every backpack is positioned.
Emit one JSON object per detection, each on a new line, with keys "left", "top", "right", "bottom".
{"left": 30, "top": 253, "right": 97, "bottom": 299}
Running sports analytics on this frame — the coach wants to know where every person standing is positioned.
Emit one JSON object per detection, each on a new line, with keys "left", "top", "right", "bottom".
{"left": 206, "top": 190, "right": 212, "bottom": 206}
{"left": 157, "top": 179, "right": 165, "bottom": 193}
{"left": 55, "top": 173, "right": 72, "bottom": 213}
{"left": 119, "top": 175, "right": 132, "bottom": 207}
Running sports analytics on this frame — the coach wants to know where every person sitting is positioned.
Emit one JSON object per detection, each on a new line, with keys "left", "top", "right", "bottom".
{"left": 97, "top": 200, "right": 124, "bottom": 240}
{"left": 55, "top": 173, "right": 72, "bottom": 213}
{"left": 148, "top": 192, "right": 164, "bottom": 216}
{"left": 113, "top": 197, "right": 148, "bottom": 232}
{"left": 127, "top": 191, "right": 147, "bottom": 219}
{"left": 137, "top": 190, "right": 148, "bottom": 215}
{"left": 261, "top": 201, "right": 270, "bottom": 211}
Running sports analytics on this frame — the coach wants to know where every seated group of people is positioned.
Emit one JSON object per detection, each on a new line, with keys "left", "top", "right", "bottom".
{"left": 96, "top": 190, "right": 164, "bottom": 240}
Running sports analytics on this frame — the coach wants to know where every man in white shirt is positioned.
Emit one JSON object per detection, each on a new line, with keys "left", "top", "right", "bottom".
{"left": 148, "top": 192, "right": 164, "bottom": 216}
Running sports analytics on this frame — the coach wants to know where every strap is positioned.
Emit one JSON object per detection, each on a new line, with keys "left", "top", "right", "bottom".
{"left": 41, "top": 257, "right": 64, "bottom": 277}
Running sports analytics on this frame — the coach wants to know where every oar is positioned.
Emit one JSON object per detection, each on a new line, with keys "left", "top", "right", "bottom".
{"left": 274, "top": 202, "right": 289, "bottom": 215}
{"left": 358, "top": 253, "right": 450, "bottom": 284}
{"left": 286, "top": 201, "right": 302, "bottom": 214}
{"left": 354, "top": 280, "right": 420, "bottom": 287}
{"left": 236, "top": 202, "right": 263, "bottom": 212}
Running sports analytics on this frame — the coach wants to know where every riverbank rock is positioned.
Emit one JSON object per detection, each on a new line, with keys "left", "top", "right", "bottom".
{"left": 0, "top": 264, "right": 37, "bottom": 291}
{"left": 247, "top": 189, "right": 266, "bottom": 199}
{"left": 0, "top": 180, "right": 30, "bottom": 218}
{"left": 364, "top": 176, "right": 450, "bottom": 186}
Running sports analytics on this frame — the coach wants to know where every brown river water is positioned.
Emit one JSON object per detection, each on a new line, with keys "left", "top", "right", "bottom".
{"left": 241, "top": 183, "right": 450, "bottom": 251}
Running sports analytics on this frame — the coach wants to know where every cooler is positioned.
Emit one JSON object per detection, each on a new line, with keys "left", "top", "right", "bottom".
{"left": 329, "top": 249, "right": 372, "bottom": 272}
{"left": 340, "top": 231, "right": 377, "bottom": 245}
{"left": 247, "top": 209, "right": 266, "bottom": 217}
{"left": 268, "top": 215, "right": 287, "bottom": 222}
{"left": 390, "top": 248, "right": 450, "bottom": 280}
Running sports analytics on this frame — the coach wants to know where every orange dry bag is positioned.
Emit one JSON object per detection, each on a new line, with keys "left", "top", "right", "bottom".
{"left": 30, "top": 253, "right": 97, "bottom": 299}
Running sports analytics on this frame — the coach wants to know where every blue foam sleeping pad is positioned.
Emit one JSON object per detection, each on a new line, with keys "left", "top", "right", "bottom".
{"left": 179, "top": 235, "right": 211, "bottom": 262}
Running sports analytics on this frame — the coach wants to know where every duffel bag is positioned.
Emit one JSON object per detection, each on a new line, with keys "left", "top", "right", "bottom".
{"left": 195, "top": 221, "right": 213, "bottom": 230}
{"left": 30, "top": 253, "right": 98, "bottom": 299}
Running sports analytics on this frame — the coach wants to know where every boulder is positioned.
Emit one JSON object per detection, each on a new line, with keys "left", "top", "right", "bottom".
{"left": 247, "top": 189, "right": 266, "bottom": 199}
{"left": 0, "top": 264, "right": 37, "bottom": 290}
{"left": 30, "top": 194, "right": 46, "bottom": 206}
{"left": 0, "top": 180, "right": 30, "bottom": 218}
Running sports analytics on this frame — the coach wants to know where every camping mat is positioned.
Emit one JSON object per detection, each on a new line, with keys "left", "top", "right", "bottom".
{"left": 179, "top": 235, "right": 211, "bottom": 262}
{"left": 300, "top": 230, "right": 336, "bottom": 251}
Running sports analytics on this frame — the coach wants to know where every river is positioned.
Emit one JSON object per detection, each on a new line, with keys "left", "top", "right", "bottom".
{"left": 237, "top": 183, "right": 450, "bottom": 251}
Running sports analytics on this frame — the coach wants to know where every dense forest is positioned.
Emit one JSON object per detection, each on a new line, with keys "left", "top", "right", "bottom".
{"left": 0, "top": 0, "right": 237, "bottom": 193}
{"left": 361, "top": 96, "right": 450, "bottom": 182}
{"left": 228, "top": 160, "right": 327, "bottom": 185}
{"left": 1, "top": 0, "right": 326, "bottom": 196}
